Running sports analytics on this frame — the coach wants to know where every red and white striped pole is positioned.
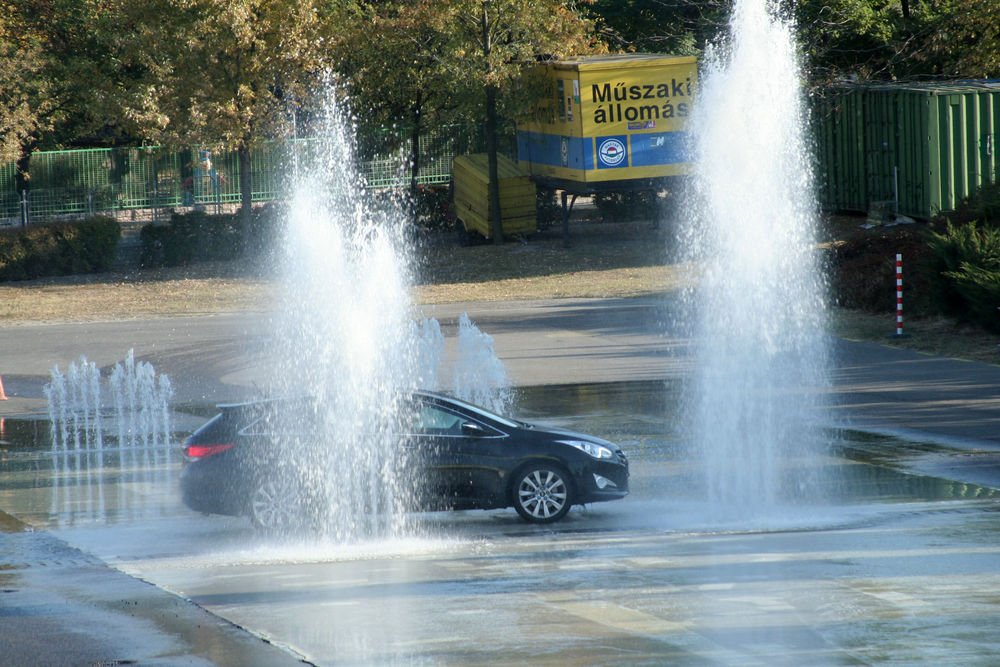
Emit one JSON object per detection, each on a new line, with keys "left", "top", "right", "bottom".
{"left": 895, "top": 253, "right": 904, "bottom": 337}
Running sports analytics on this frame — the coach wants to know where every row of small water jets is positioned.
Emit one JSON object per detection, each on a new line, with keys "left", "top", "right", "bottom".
{"left": 44, "top": 350, "right": 175, "bottom": 525}
{"left": 44, "top": 317, "right": 509, "bottom": 456}
{"left": 45, "top": 349, "right": 174, "bottom": 454}
{"left": 42, "top": 315, "right": 511, "bottom": 529}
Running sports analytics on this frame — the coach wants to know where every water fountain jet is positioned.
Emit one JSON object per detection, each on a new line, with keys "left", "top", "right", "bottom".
{"left": 679, "top": 0, "right": 830, "bottom": 520}
{"left": 271, "top": 90, "right": 511, "bottom": 542}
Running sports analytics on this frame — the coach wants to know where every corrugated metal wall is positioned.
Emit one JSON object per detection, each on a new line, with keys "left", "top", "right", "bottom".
{"left": 814, "top": 81, "right": 1000, "bottom": 219}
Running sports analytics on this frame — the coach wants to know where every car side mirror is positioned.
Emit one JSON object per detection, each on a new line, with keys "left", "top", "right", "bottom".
{"left": 461, "top": 421, "right": 487, "bottom": 437}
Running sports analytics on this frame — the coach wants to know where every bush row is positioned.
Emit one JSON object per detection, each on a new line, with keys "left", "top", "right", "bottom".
{"left": 0, "top": 216, "right": 121, "bottom": 281}
{"left": 140, "top": 205, "right": 284, "bottom": 268}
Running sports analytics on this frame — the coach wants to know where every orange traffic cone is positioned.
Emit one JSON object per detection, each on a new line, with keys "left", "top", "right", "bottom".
{"left": 0, "top": 375, "right": 7, "bottom": 400}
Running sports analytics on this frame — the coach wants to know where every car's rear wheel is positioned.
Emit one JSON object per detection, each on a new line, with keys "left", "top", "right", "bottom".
{"left": 513, "top": 463, "right": 573, "bottom": 523}
{"left": 249, "top": 476, "right": 300, "bottom": 532}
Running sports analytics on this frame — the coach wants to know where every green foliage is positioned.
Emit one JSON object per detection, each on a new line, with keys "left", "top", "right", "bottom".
{"left": 926, "top": 221, "right": 1000, "bottom": 330}
{"left": 0, "top": 216, "right": 120, "bottom": 281}
{"left": 935, "top": 180, "right": 1000, "bottom": 229}
{"left": 796, "top": 0, "right": 1000, "bottom": 82}
{"left": 915, "top": 0, "right": 1000, "bottom": 79}
{"left": 945, "top": 262, "right": 1000, "bottom": 333}
{"left": 587, "top": 0, "right": 719, "bottom": 55}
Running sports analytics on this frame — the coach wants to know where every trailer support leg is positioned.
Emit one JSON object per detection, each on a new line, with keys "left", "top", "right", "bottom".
{"left": 561, "top": 191, "right": 578, "bottom": 248}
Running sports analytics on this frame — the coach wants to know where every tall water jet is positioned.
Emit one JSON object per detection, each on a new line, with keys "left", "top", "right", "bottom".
{"left": 679, "top": 0, "right": 829, "bottom": 518}
{"left": 271, "top": 84, "right": 516, "bottom": 541}
{"left": 273, "top": 91, "right": 421, "bottom": 541}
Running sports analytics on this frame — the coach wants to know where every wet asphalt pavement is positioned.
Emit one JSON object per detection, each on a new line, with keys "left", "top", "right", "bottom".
{"left": 2, "top": 296, "right": 1000, "bottom": 665}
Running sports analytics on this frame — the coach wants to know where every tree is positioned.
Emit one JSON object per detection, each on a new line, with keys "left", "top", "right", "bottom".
{"left": 584, "top": 1, "right": 1000, "bottom": 84}
{"left": 795, "top": 0, "right": 1000, "bottom": 83}
{"left": 587, "top": 0, "right": 724, "bottom": 55}
{"left": 134, "top": 0, "right": 339, "bottom": 231}
{"left": 915, "top": 0, "right": 1000, "bottom": 78}
{"left": 335, "top": 1, "right": 465, "bottom": 209}
{"left": 446, "top": 0, "right": 602, "bottom": 243}
{"left": 0, "top": 8, "right": 48, "bottom": 168}
{"left": 0, "top": 1, "right": 140, "bottom": 191}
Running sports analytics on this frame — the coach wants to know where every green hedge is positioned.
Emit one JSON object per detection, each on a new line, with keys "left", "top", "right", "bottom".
{"left": 141, "top": 210, "right": 239, "bottom": 267}
{"left": 0, "top": 216, "right": 121, "bottom": 281}
{"left": 140, "top": 205, "right": 285, "bottom": 268}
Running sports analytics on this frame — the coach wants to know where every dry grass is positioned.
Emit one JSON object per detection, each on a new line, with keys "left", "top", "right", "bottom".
{"left": 0, "top": 215, "right": 997, "bottom": 364}
{"left": 0, "top": 265, "right": 275, "bottom": 324}
{"left": 831, "top": 309, "right": 1000, "bottom": 364}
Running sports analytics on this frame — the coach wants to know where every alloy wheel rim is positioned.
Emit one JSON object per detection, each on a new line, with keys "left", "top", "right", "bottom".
{"left": 518, "top": 469, "right": 567, "bottom": 519}
{"left": 252, "top": 479, "right": 296, "bottom": 530}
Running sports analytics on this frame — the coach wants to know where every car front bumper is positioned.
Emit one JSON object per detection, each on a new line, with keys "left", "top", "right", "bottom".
{"left": 573, "top": 457, "right": 629, "bottom": 504}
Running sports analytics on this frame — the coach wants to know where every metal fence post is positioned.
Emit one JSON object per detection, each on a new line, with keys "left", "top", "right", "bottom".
{"left": 20, "top": 190, "right": 28, "bottom": 227}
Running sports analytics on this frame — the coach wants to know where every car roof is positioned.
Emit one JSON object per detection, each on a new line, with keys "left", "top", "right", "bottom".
{"left": 217, "top": 391, "right": 450, "bottom": 411}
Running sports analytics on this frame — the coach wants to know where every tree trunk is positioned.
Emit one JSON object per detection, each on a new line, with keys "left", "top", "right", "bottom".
{"left": 482, "top": 0, "right": 504, "bottom": 244}
{"left": 485, "top": 84, "right": 503, "bottom": 244}
{"left": 410, "top": 107, "right": 422, "bottom": 226}
{"left": 238, "top": 139, "right": 253, "bottom": 252}
{"left": 15, "top": 136, "right": 37, "bottom": 227}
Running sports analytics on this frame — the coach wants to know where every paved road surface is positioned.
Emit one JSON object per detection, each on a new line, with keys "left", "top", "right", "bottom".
{"left": 2, "top": 296, "right": 999, "bottom": 665}
{"left": 3, "top": 297, "right": 1000, "bottom": 447}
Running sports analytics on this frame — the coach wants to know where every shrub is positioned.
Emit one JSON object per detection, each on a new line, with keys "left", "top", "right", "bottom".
{"left": 937, "top": 180, "right": 1000, "bottom": 228}
{"left": 412, "top": 184, "right": 453, "bottom": 231}
{"left": 141, "top": 210, "right": 241, "bottom": 267}
{"left": 536, "top": 187, "right": 561, "bottom": 229}
{"left": 926, "top": 221, "right": 1000, "bottom": 331}
{"left": 140, "top": 206, "right": 286, "bottom": 268}
{"left": 0, "top": 216, "right": 120, "bottom": 281}
{"left": 243, "top": 203, "right": 286, "bottom": 258}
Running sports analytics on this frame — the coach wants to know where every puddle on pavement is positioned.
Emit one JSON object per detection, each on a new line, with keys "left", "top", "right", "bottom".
{"left": 1, "top": 380, "right": 997, "bottom": 531}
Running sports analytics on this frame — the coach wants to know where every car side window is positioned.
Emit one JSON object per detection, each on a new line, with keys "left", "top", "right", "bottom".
{"left": 416, "top": 404, "right": 464, "bottom": 436}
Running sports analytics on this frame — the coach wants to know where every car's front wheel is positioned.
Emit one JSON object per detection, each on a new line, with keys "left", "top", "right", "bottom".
{"left": 249, "top": 476, "right": 300, "bottom": 533}
{"left": 512, "top": 463, "right": 573, "bottom": 523}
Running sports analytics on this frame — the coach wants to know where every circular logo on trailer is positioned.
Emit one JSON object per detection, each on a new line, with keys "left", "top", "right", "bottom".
{"left": 598, "top": 138, "right": 626, "bottom": 167}
{"left": 560, "top": 137, "right": 570, "bottom": 166}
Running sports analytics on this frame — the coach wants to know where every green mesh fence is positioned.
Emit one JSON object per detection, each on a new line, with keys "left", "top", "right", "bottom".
{"left": 2, "top": 126, "right": 489, "bottom": 223}
{"left": 0, "top": 161, "right": 17, "bottom": 222}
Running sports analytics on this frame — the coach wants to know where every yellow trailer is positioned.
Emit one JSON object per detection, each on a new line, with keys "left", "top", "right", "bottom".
{"left": 452, "top": 153, "right": 536, "bottom": 240}
{"left": 517, "top": 54, "right": 697, "bottom": 187}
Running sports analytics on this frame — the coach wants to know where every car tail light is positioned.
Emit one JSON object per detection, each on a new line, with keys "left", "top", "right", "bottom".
{"left": 184, "top": 443, "right": 234, "bottom": 461}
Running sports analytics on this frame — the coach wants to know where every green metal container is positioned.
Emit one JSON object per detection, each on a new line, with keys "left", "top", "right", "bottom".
{"left": 814, "top": 81, "right": 1000, "bottom": 220}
